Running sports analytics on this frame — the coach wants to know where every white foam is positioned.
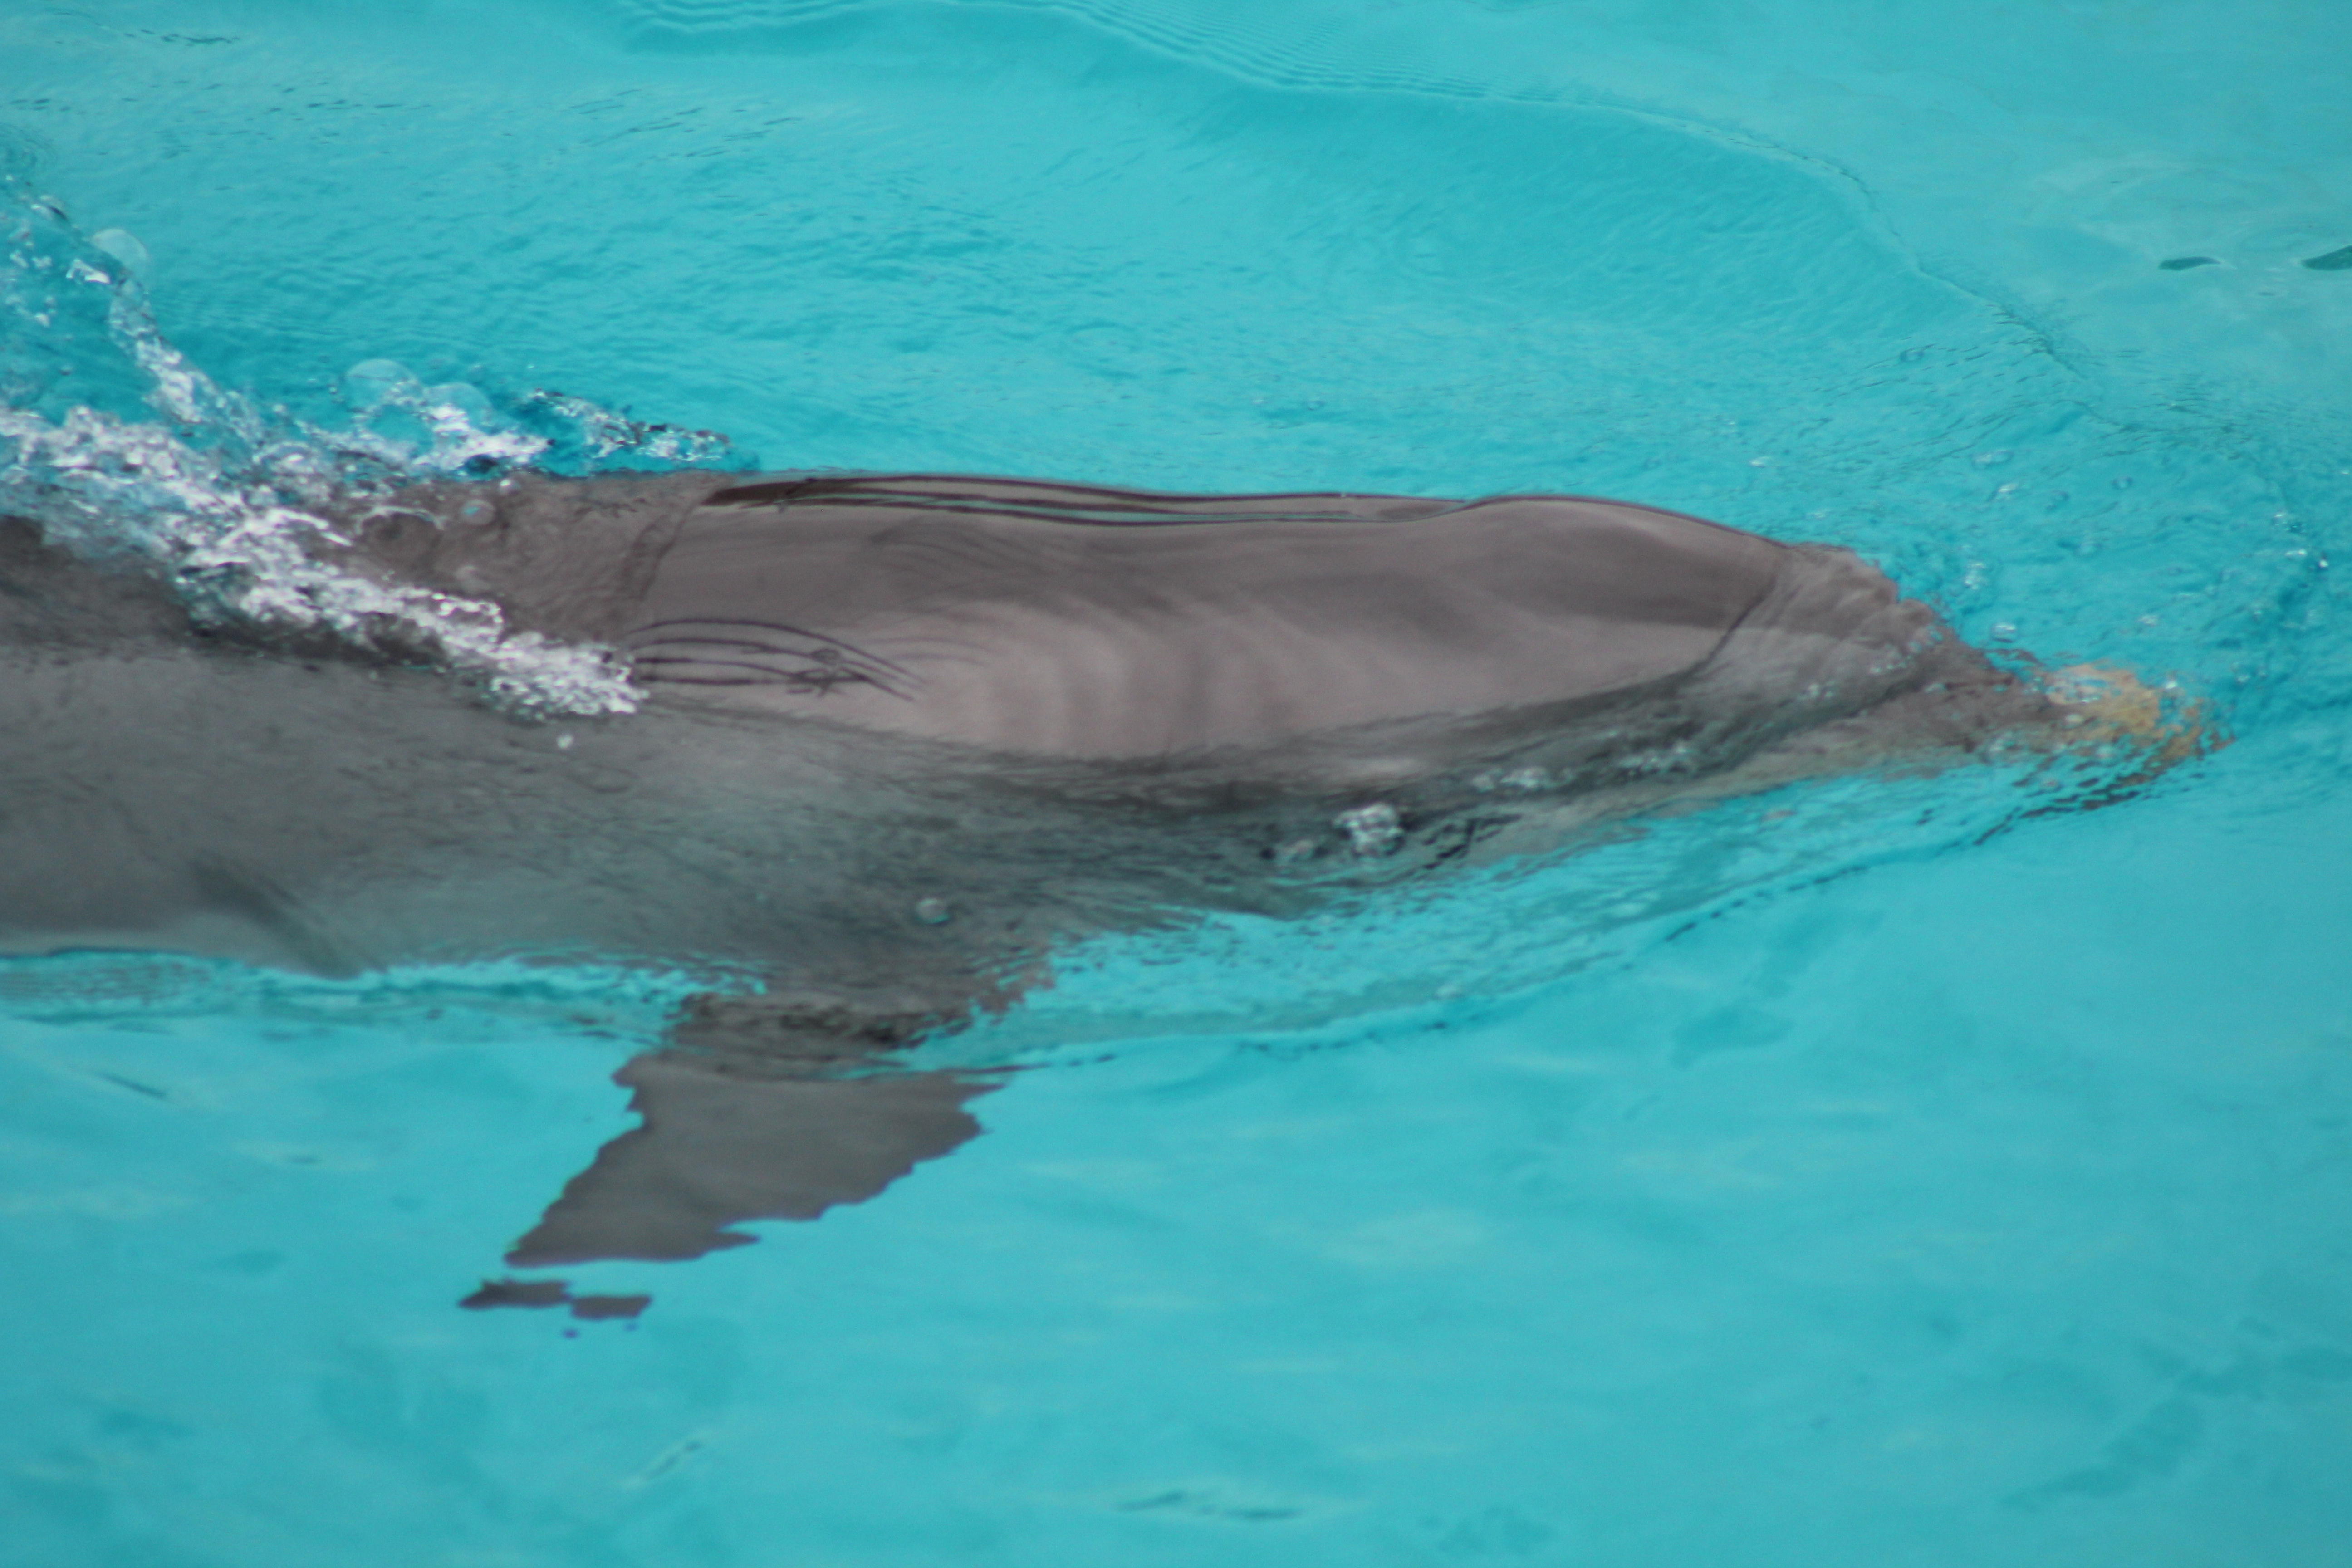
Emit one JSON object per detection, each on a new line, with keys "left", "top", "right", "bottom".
{"left": 0, "top": 182, "right": 716, "bottom": 718}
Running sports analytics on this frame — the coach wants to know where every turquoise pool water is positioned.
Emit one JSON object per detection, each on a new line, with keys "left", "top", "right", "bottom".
{"left": 5, "top": 1, "right": 2351, "bottom": 1563}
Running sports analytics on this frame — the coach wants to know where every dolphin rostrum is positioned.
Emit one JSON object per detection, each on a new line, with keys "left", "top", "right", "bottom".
{"left": 0, "top": 471, "right": 2164, "bottom": 1292}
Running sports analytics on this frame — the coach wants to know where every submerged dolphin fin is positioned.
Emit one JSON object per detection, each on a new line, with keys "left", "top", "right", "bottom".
{"left": 507, "top": 1052, "right": 1003, "bottom": 1267}
{"left": 506, "top": 977, "right": 1015, "bottom": 1268}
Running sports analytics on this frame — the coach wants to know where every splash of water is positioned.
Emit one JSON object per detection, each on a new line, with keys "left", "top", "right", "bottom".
{"left": 0, "top": 179, "right": 732, "bottom": 716}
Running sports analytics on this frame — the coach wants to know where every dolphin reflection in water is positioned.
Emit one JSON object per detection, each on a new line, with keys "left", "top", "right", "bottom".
{"left": 0, "top": 472, "right": 2178, "bottom": 1305}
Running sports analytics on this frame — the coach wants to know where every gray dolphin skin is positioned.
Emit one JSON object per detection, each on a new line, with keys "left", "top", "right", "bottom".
{"left": 0, "top": 471, "right": 2080, "bottom": 1288}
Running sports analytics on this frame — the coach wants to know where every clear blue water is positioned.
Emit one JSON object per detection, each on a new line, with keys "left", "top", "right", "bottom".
{"left": 5, "top": 1, "right": 2352, "bottom": 1563}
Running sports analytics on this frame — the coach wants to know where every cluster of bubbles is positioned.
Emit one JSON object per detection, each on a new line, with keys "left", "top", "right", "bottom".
{"left": 0, "top": 178, "right": 735, "bottom": 717}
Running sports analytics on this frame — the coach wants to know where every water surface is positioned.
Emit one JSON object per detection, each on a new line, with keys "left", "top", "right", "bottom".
{"left": 4, "top": 2, "right": 2349, "bottom": 1563}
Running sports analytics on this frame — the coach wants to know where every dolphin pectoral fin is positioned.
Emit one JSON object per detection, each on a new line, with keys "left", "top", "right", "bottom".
{"left": 496, "top": 967, "right": 1028, "bottom": 1279}
{"left": 504, "top": 1050, "right": 1003, "bottom": 1268}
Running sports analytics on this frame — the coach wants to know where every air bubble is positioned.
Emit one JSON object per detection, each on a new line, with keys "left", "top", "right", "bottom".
{"left": 912, "top": 897, "right": 951, "bottom": 926}
{"left": 343, "top": 359, "right": 414, "bottom": 409}
{"left": 1334, "top": 803, "right": 1403, "bottom": 857}
{"left": 88, "top": 228, "right": 151, "bottom": 283}
{"left": 425, "top": 381, "right": 496, "bottom": 427}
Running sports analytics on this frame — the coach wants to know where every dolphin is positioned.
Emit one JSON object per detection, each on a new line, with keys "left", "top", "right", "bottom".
{"left": 0, "top": 470, "right": 2142, "bottom": 1289}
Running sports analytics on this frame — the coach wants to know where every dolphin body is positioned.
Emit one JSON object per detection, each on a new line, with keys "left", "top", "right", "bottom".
{"left": 0, "top": 472, "right": 2059, "bottom": 1282}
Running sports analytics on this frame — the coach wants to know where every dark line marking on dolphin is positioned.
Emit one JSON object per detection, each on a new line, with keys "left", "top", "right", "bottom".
{"left": 622, "top": 614, "right": 918, "bottom": 697}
